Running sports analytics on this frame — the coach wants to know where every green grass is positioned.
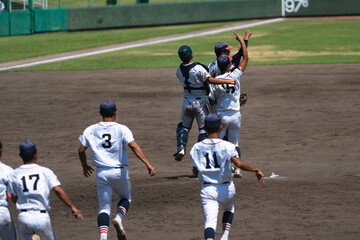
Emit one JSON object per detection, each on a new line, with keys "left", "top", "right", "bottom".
{"left": 0, "top": 21, "right": 239, "bottom": 63}
{"left": 5, "top": 18, "right": 360, "bottom": 71}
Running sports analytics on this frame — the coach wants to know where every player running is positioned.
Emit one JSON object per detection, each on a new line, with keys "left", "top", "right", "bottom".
{"left": 190, "top": 114, "right": 264, "bottom": 240}
{"left": 209, "top": 31, "right": 249, "bottom": 178}
{"left": 7, "top": 140, "right": 83, "bottom": 240}
{"left": 174, "top": 45, "right": 236, "bottom": 161}
{"left": 0, "top": 140, "right": 17, "bottom": 240}
{"left": 78, "top": 100, "right": 155, "bottom": 240}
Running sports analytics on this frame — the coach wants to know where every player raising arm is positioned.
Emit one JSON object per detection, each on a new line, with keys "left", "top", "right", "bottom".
{"left": 208, "top": 31, "right": 248, "bottom": 178}
{"left": 78, "top": 100, "right": 155, "bottom": 240}
{"left": 190, "top": 114, "right": 264, "bottom": 240}
{"left": 174, "top": 45, "right": 236, "bottom": 162}
{"left": 8, "top": 140, "right": 83, "bottom": 240}
{"left": 208, "top": 27, "right": 252, "bottom": 77}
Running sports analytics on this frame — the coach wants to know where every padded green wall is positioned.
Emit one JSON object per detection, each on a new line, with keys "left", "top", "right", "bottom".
{"left": 9, "top": 11, "right": 31, "bottom": 35}
{"left": 34, "top": 9, "right": 68, "bottom": 32}
{"left": 67, "top": 0, "right": 281, "bottom": 30}
{"left": 0, "top": 13, "right": 9, "bottom": 36}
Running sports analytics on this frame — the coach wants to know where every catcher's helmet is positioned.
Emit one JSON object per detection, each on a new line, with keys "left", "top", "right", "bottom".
{"left": 178, "top": 45, "right": 192, "bottom": 62}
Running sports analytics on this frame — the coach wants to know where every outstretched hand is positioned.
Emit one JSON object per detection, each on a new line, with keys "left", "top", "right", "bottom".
{"left": 82, "top": 165, "right": 94, "bottom": 177}
{"left": 147, "top": 165, "right": 156, "bottom": 176}
{"left": 72, "top": 207, "right": 84, "bottom": 220}
{"left": 256, "top": 170, "right": 265, "bottom": 184}
{"left": 244, "top": 27, "right": 252, "bottom": 40}
{"left": 233, "top": 31, "right": 243, "bottom": 42}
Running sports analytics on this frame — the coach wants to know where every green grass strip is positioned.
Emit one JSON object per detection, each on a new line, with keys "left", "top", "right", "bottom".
{"left": 0, "top": 21, "right": 235, "bottom": 63}
{"left": 8, "top": 18, "right": 360, "bottom": 71}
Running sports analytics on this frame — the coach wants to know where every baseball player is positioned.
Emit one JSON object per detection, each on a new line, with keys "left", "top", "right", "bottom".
{"left": 7, "top": 139, "right": 83, "bottom": 240}
{"left": 190, "top": 114, "right": 264, "bottom": 240}
{"left": 78, "top": 100, "right": 156, "bottom": 240}
{"left": 208, "top": 28, "right": 252, "bottom": 77}
{"left": 0, "top": 141, "right": 17, "bottom": 240}
{"left": 174, "top": 45, "right": 236, "bottom": 161}
{"left": 209, "top": 31, "right": 249, "bottom": 178}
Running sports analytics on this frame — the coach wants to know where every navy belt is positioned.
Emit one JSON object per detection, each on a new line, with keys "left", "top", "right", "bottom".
{"left": 98, "top": 166, "right": 124, "bottom": 169}
{"left": 184, "top": 97, "right": 202, "bottom": 100}
{"left": 21, "top": 209, "right": 46, "bottom": 213}
{"left": 203, "top": 181, "right": 229, "bottom": 185}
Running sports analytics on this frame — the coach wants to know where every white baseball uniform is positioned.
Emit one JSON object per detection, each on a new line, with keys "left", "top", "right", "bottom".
{"left": 0, "top": 162, "right": 16, "bottom": 240}
{"left": 190, "top": 138, "right": 238, "bottom": 231}
{"left": 79, "top": 121, "right": 134, "bottom": 215}
{"left": 7, "top": 163, "right": 61, "bottom": 240}
{"left": 208, "top": 60, "right": 237, "bottom": 78}
{"left": 209, "top": 68, "right": 243, "bottom": 146}
{"left": 176, "top": 63, "right": 211, "bottom": 130}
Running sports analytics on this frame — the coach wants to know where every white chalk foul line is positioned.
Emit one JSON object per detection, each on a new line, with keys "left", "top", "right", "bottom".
{"left": 0, "top": 18, "right": 284, "bottom": 71}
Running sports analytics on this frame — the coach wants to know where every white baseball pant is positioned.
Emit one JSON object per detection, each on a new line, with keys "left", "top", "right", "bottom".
{"left": 200, "top": 181, "right": 236, "bottom": 231}
{"left": 96, "top": 167, "right": 131, "bottom": 215}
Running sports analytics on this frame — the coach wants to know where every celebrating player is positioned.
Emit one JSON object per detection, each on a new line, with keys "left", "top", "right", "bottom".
{"left": 174, "top": 45, "right": 236, "bottom": 161}
{"left": 209, "top": 31, "right": 249, "bottom": 178}
{"left": 0, "top": 140, "right": 17, "bottom": 240}
{"left": 208, "top": 28, "right": 252, "bottom": 77}
{"left": 7, "top": 140, "right": 83, "bottom": 240}
{"left": 78, "top": 100, "right": 156, "bottom": 240}
{"left": 190, "top": 114, "right": 264, "bottom": 240}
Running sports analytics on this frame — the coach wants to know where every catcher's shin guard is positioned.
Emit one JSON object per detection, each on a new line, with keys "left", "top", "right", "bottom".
{"left": 175, "top": 122, "right": 189, "bottom": 152}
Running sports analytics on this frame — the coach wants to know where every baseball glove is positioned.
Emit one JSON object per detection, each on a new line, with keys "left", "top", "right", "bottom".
{"left": 240, "top": 92, "right": 248, "bottom": 106}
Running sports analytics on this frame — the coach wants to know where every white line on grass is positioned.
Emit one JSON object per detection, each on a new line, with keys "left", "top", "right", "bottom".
{"left": 0, "top": 18, "right": 284, "bottom": 71}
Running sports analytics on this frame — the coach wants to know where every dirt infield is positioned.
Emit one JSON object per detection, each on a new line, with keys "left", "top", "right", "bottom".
{"left": 1, "top": 64, "right": 359, "bottom": 240}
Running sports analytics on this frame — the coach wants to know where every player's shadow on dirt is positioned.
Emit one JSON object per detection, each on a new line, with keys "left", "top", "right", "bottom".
{"left": 166, "top": 174, "right": 197, "bottom": 180}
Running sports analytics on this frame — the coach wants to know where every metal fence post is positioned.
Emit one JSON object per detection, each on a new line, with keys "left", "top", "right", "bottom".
{"left": 7, "top": 0, "right": 11, "bottom": 35}
{"left": 29, "top": 0, "right": 34, "bottom": 33}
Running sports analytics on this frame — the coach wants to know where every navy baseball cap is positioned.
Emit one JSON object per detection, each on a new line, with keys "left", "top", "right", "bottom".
{"left": 19, "top": 140, "right": 37, "bottom": 154}
{"left": 214, "top": 42, "right": 233, "bottom": 54}
{"left": 100, "top": 100, "right": 117, "bottom": 114}
{"left": 217, "top": 55, "right": 231, "bottom": 71}
{"left": 178, "top": 45, "right": 192, "bottom": 62}
{"left": 205, "top": 114, "right": 221, "bottom": 127}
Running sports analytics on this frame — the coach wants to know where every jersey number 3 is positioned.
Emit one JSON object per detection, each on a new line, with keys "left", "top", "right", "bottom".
{"left": 21, "top": 174, "right": 40, "bottom": 192}
{"left": 102, "top": 134, "right": 112, "bottom": 148}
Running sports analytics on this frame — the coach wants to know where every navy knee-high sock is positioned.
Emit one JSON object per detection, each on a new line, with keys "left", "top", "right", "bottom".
{"left": 117, "top": 198, "right": 130, "bottom": 221}
{"left": 204, "top": 227, "right": 215, "bottom": 240}
{"left": 222, "top": 211, "right": 234, "bottom": 238}
{"left": 98, "top": 212, "right": 110, "bottom": 237}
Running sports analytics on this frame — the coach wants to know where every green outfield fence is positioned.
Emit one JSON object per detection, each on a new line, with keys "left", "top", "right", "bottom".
{"left": 0, "top": 0, "right": 359, "bottom": 36}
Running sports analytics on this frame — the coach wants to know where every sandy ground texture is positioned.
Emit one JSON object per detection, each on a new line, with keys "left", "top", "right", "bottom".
{"left": 0, "top": 64, "right": 359, "bottom": 240}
